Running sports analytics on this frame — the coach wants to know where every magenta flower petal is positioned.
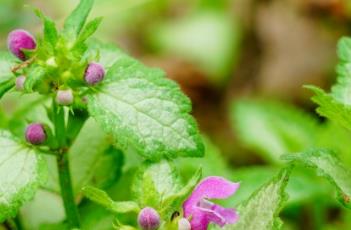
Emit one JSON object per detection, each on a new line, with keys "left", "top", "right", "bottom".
{"left": 7, "top": 29, "right": 36, "bottom": 61}
{"left": 183, "top": 176, "right": 240, "bottom": 230}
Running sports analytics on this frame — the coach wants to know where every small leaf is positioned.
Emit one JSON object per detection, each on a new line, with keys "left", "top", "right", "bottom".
{"left": 87, "top": 54, "right": 204, "bottom": 160}
{"left": 160, "top": 167, "right": 202, "bottom": 218}
{"left": 306, "top": 85, "right": 351, "bottom": 131}
{"left": 224, "top": 167, "right": 291, "bottom": 230}
{"left": 75, "top": 17, "right": 103, "bottom": 44}
{"left": 0, "top": 51, "right": 17, "bottom": 98}
{"left": 35, "top": 9, "right": 58, "bottom": 47}
{"left": 82, "top": 185, "right": 140, "bottom": 213}
{"left": 24, "top": 65, "right": 47, "bottom": 93}
{"left": 282, "top": 148, "right": 351, "bottom": 208}
{"left": 63, "top": 0, "right": 95, "bottom": 39}
{"left": 0, "top": 130, "right": 46, "bottom": 221}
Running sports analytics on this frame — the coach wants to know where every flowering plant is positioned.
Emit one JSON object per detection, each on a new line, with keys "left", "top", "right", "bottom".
{"left": 1, "top": 1, "right": 351, "bottom": 230}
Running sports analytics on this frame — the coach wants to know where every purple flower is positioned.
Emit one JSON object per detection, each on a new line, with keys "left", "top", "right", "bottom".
{"left": 183, "top": 176, "right": 240, "bottom": 230}
{"left": 25, "top": 123, "right": 46, "bottom": 145}
{"left": 7, "top": 29, "right": 36, "bottom": 61}
{"left": 138, "top": 207, "right": 160, "bottom": 230}
{"left": 15, "top": 76, "right": 26, "bottom": 91}
{"left": 84, "top": 62, "right": 105, "bottom": 85}
{"left": 56, "top": 89, "right": 74, "bottom": 106}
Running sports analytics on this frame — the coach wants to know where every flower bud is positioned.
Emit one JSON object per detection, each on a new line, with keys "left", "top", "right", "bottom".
{"left": 15, "top": 76, "right": 26, "bottom": 91}
{"left": 178, "top": 218, "right": 191, "bottom": 230}
{"left": 25, "top": 123, "right": 46, "bottom": 145}
{"left": 138, "top": 207, "right": 160, "bottom": 230}
{"left": 56, "top": 89, "right": 74, "bottom": 106}
{"left": 84, "top": 62, "right": 105, "bottom": 85}
{"left": 7, "top": 29, "right": 36, "bottom": 61}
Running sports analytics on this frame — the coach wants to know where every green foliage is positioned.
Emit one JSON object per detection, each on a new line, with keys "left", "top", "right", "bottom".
{"left": 63, "top": 0, "right": 95, "bottom": 40}
{"left": 307, "top": 86, "right": 351, "bottom": 131}
{"left": 87, "top": 55, "right": 204, "bottom": 160}
{"left": 83, "top": 186, "right": 140, "bottom": 214}
{"left": 231, "top": 99, "right": 317, "bottom": 163}
{"left": 0, "top": 52, "right": 16, "bottom": 98}
{"left": 20, "top": 190, "right": 65, "bottom": 230}
{"left": 0, "top": 130, "right": 46, "bottom": 222}
{"left": 283, "top": 149, "right": 351, "bottom": 209}
{"left": 222, "top": 167, "right": 292, "bottom": 230}
{"left": 35, "top": 9, "right": 58, "bottom": 48}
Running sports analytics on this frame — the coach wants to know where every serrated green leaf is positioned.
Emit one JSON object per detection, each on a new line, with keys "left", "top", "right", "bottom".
{"left": 223, "top": 167, "right": 291, "bottom": 230}
{"left": 24, "top": 66, "right": 46, "bottom": 93}
{"left": 0, "top": 130, "right": 46, "bottom": 222}
{"left": 82, "top": 185, "right": 140, "bottom": 214}
{"left": 35, "top": 9, "right": 58, "bottom": 47}
{"left": 230, "top": 99, "right": 317, "bottom": 163}
{"left": 282, "top": 148, "right": 351, "bottom": 208}
{"left": 87, "top": 54, "right": 204, "bottom": 160}
{"left": 307, "top": 85, "right": 351, "bottom": 131}
{"left": 63, "top": 0, "right": 94, "bottom": 39}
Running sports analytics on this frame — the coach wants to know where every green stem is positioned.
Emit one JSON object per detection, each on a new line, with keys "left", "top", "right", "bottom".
{"left": 52, "top": 100, "right": 80, "bottom": 228}
{"left": 57, "top": 150, "right": 80, "bottom": 228}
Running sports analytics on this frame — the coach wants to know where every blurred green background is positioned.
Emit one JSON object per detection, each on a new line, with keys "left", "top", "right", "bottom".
{"left": 1, "top": 0, "right": 351, "bottom": 229}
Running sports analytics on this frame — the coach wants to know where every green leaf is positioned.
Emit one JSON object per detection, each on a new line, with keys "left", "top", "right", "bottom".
{"left": 82, "top": 185, "right": 140, "bottom": 213}
{"left": 224, "top": 167, "right": 291, "bottom": 230}
{"left": 0, "top": 130, "right": 46, "bottom": 222}
{"left": 160, "top": 167, "right": 201, "bottom": 218}
{"left": 282, "top": 148, "right": 351, "bottom": 208}
{"left": 35, "top": 9, "right": 58, "bottom": 47}
{"left": 75, "top": 17, "right": 103, "bottom": 44}
{"left": 230, "top": 99, "right": 317, "bottom": 163}
{"left": 132, "top": 160, "right": 182, "bottom": 208}
{"left": 307, "top": 85, "right": 351, "bottom": 131}
{"left": 20, "top": 189, "right": 65, "bottom": 230}
{"left": 85, "top": 39, "right": 127, "bottom": 69}
{"left": 0, "top": 51, "right": 17, "bottom": 98}
{"left": 63, "top": 0, "right": 95, "bottom": 39}
{"left": 87, "top": 54, "right": 204, "bottom": 160}
{"left": 69, "top": 118, "right": 123, "bottom": 194}
{"left": 79, "top": 203, "right": 115, "bottom": 230}
{"left": 24, "top": 65, "right": 47, "bottom": 93}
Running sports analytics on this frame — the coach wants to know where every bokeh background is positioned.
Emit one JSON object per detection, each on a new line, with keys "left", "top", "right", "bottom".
{"left": 1, "top": 0, "right": 351, "bottom": 229}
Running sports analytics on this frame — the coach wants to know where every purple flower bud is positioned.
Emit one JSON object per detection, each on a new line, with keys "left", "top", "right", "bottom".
{"left": 138, "top": 207, "right": 160, "bottom": 230}
{"left": 84, "top": 62, "right": 105, "bottom": 85}
{"left": 7, "top": 29, "right": 36, "bottom": 61}
{"left": 15, "top": 76, "right": 26, "bottom": 91}
{"left": 178, "top": 218, "right": 191, "bottom": 230}
{"left": 25, "top": 123, "right": 46, "bottom": 145}
{"left": 56, "top": 89, "right": 74, "bottom": 106}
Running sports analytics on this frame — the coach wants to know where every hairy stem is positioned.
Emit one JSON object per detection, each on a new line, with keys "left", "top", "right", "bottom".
{"left": 52, "top": 100, "right": 80, "bottom": 228}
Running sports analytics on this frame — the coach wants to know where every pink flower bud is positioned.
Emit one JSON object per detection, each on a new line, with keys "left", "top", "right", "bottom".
{"left": 84, "top": 62, "right": 105, "bottom": 85}
{"left": 15, "top": 76, "right": 26, "bottom": 91}
{"left": 7, "top": 29, "right": 36, "bottom": 61}
{"left": 56, "top": 89, "right": 74, "bottom": 106}
{"left": 138, "top": 207, "right": 160, "bottom": 230}
{"left": 25, "top": 123, "right": 46, "bottom": 145}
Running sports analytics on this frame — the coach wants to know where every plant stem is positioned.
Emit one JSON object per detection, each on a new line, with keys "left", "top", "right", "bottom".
{"left": 52, "top": 100, "right": 80, "bottom": 228}
{"left": 57, "top": 150, "right": 80, "bottom": 228}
